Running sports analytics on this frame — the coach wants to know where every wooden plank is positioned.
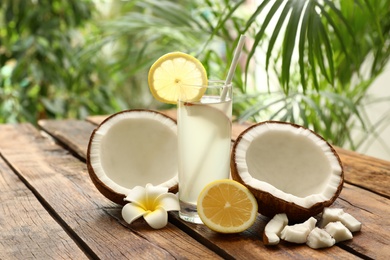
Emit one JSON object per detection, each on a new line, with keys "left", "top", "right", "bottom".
{"left": 0, "top": 157, "right": 87, "bottom": 259}
{"left": 40, "top": 119, "right": 387, "bottom": 259}
{"left": 0, "top": 124, "right": 221, "bottom": 259}
{"left": 335, "top": 147, "right": 390, "bottom": 198}
{"left": 39, "top": 119, "right": 95, "bottom": 159}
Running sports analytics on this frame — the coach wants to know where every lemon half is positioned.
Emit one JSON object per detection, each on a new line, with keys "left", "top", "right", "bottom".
{"left": 197, "top": 179, "right": 258, "bottom": 233}
{"left": 148, "top": 52, "right": 208, "bottom": 104}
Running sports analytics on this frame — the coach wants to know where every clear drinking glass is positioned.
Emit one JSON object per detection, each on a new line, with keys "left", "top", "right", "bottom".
{"left": 177, "top": 80, "right": 233, "bottom": 223}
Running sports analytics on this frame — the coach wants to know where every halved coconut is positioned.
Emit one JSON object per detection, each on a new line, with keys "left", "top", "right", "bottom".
{"left": 231, "top": 121, "right": 343, "bottom": 222}
{"left": 87, "top": 109, "right": 178, "bottom": 205}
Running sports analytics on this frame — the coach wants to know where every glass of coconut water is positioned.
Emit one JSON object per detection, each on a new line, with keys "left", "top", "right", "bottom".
{"left": 177, "top": 80, "right": 232, "bottom": 223}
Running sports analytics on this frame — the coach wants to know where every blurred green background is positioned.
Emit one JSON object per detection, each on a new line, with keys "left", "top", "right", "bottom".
{"left": 1, "top": 0, "right": 389, "bottom": 157}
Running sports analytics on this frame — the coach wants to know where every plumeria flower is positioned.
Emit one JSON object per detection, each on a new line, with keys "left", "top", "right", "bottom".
{"left": 121, "top": 183, "right": 180, "bottom": 229}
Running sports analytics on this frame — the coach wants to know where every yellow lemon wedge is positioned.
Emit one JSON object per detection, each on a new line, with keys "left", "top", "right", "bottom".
{"left": 148, "top": 52, "right": 208, "bottom": 104}
{"left": 197, "top": 179, "right": 258, "bottom": 233}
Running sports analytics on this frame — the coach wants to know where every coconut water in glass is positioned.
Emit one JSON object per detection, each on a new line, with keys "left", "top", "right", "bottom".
{"left": 177, "top": 80, "right": 232, "bottom": 223}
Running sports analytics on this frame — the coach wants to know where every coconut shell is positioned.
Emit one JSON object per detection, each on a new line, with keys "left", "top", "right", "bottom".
{"left": 231, "top": 121, "right": 344, "bottom": 223}
{"left": 87, "top": 109, "right": 178, "bottom": 205}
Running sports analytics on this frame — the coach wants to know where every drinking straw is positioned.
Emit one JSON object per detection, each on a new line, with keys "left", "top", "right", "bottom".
{"left": 221, "top": 34, "right": 246, "bottom": 101}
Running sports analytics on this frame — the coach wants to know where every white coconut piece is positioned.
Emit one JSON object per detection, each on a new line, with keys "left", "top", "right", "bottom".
{"left": 231, "top": 121, "right": 344, "bottom": 222}
{"left": 320, "top": 207, "right": 362, "bottom": 232}
{"left": 340, "top": 212, "right": 362, "bottom": 232}
{"left": 324, "top": 221, "right": 353, "bottom": 242}
{"left": 87, "top": 109, "right": 178, "bottom": 205}
{"left": 280, "top": 217, "right": 317, "bottom": 244}
{"left": 319, "top": 207, "right": 344, "bottom": 228}
{"left": 306, "top": 227, "right": 336, "bottom": 249}
{"left": 263, "top": 213, "right": 288, "bottom": 245}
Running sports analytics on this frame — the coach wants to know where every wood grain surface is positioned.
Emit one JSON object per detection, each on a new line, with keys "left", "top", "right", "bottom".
{"left": 1, "top": 109, "right": 389, "bottom": 259}
{"left": 0, "top": 124, "right": 220, "bottom": 259}
{"left": 36, "top": 116, "right": 390, "bottom": 259}
{"left": 0, "top": 156, "right": 88, "bottom": 259}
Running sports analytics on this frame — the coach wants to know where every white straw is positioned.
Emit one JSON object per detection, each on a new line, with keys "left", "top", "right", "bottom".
{"left": 221, "top": 34, "right": 246, "bottom": 101}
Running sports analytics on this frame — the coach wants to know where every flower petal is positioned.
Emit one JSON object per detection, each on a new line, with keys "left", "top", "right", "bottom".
{"left": 122, "top": 203, "right": 146, "bottom": 224}
{"left": 145, "top": 183, "right": 169, "bottom": 209}
{"left": 143, "top": 207, "right": 168, "bottom": 229}
{"left": 124, "top": 186, "right": 147, "bottom": 207}
{"left": 156, "top": 193, "right": 180, "bottom": 212}
{"left": 146, "top": 183, "right": 168, "bottom": 199}
{"left": 146, "top": 183, "right": 168, "bottom": 192}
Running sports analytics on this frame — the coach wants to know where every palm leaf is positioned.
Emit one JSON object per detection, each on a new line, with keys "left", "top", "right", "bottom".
{"left": 265, "top": 1, "right": 292, "bottom": 91}
{"left": 318, "top": 16, "right": 334, "bottom": 85}
{"left": 298, "top": 1, "right": 312, "bottom": 93}
{"left": 244, "top": 0, "right": 284, "bottom": 89}
{"left": 311, "top": 14, "right": 330, "bottom": 85}
{"left": 317, "top": 1, "right": 356, "bottom": 73}
{"left": 243, "top": 0, "right": 272, "bottom": 32}
{"left": 280, "top": 0, "right": 306, "bottom": 94}
{"left": 306, "top": 8, "right": 320, "bottom": 91}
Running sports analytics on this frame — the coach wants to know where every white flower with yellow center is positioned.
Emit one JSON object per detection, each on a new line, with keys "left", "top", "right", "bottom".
{"left": 121, "top": 183, "right": 180, "bottom": 229}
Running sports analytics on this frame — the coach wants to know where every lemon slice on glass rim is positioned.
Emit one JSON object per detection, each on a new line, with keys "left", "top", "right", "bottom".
{"left": 148, "top": 52, "right": 208, "bottom": 104}
{"left": 197, "top": 179, "right": 258, "bottom": 233}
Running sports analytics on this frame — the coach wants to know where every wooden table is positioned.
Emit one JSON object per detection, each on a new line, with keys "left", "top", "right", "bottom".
{"left": 1, "top": 109, "right": 389, "bottom": 259}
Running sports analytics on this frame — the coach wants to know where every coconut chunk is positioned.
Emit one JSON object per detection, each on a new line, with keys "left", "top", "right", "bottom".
{"left": 319, "top": 207, "right": 344, "bottom": 227}
{"left": 280, "top": 217, "right": 317, "bottom": 244}
{"left": 324, "top": 221, "right": 353, "bottom": 242}
{"left": 320, "top": 207, "right": 362, "bottom": 232}
{"left": 306, "top": 227, "right": 336, "bottom": 249}
{"left": 340, "top": 212, "right": 362, "bottom": 232}
{"left": 263, "top": 213, "right": 288, "bottom": 245}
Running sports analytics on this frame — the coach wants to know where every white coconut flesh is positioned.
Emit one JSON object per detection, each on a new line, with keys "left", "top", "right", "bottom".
{"left": 232, "top": 121, "right": 343, "bottom": 214}
{"left": 87, "top": 110, "right": 178, "bottom": 203}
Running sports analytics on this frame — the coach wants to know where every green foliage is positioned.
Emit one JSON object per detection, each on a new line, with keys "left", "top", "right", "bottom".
{"left": 1, "top": 0, "right": 390, "bottom": 153}
{"left": 237, "top": 0, "right": 390, "bottom": 150}
{"left": 97, "top": 0, "right": 390, "bottom": 151}
{"left": 0, "top": 0, "right": 122, "bottom": 123}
